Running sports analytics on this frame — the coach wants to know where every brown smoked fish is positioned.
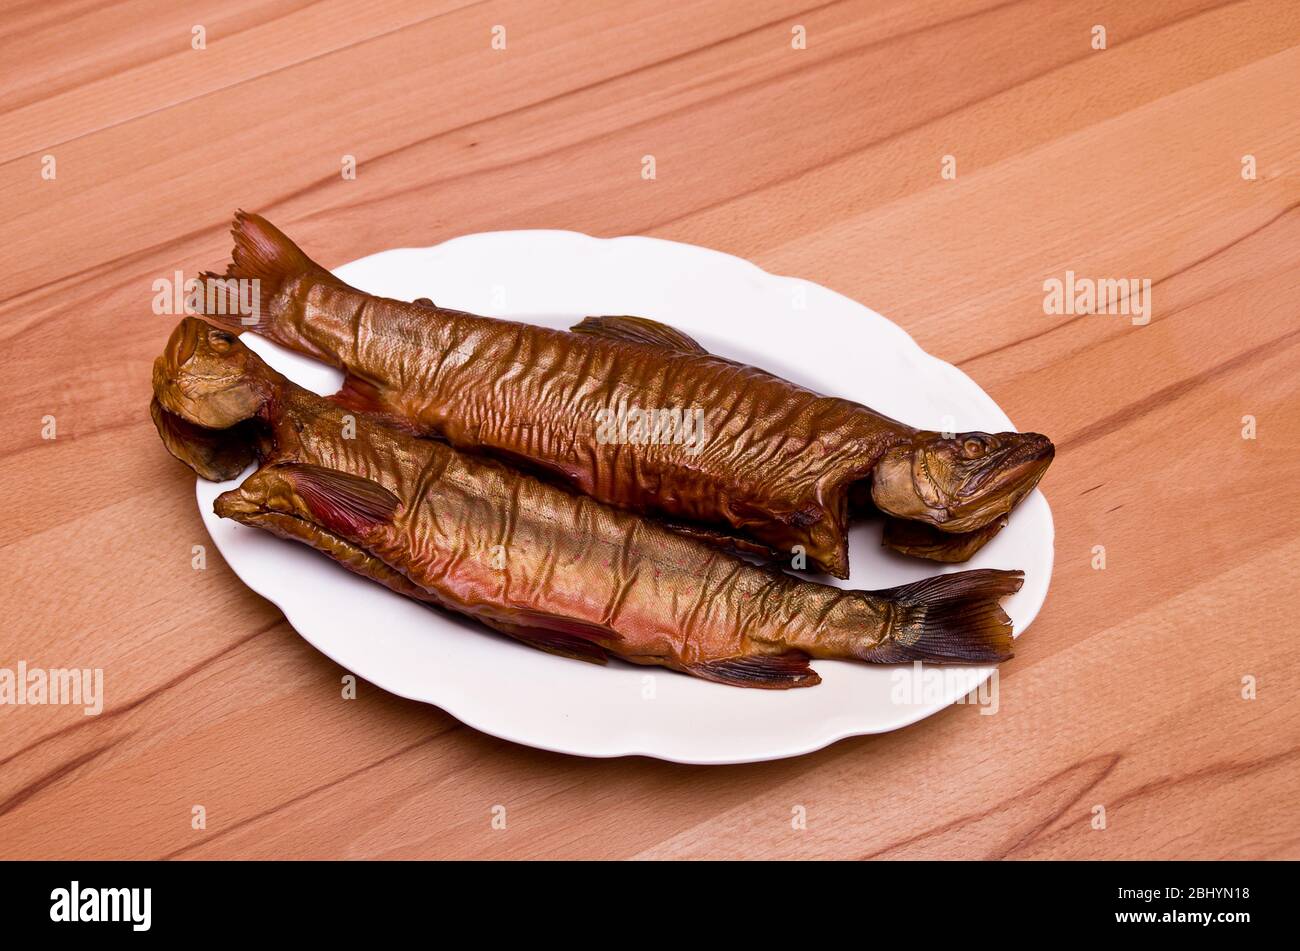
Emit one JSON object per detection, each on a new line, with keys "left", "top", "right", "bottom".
{"left": 197, "top": 213, "right": 1054, "bottom": 578}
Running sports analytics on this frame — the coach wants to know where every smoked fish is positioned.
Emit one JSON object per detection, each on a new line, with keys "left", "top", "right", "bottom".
{"left": 152, "top": 318, "right": 1023, "bottom": 687}
{"left": 197, "top": 212, "right": 1053, "bottom": 578}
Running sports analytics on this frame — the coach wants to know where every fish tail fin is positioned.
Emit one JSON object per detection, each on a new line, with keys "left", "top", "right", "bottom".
{"left": 197, "top": 211, "right": 342, "bottom": 333}
{"left": 224, "top": 209, "right": 339, "bottom": 294}
{"left": 866, "top": 568, "right": 1023, "bottom": 664}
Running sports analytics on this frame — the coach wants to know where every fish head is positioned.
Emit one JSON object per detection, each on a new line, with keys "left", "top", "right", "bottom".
{"left": 151, "top": 318, "right": 277, "bottom": 480}
{"left": 152, "top": 317, "right": 272, "bottom": 429}
{"left": 871, "top": 430, "right": 1054, "bottom": 533}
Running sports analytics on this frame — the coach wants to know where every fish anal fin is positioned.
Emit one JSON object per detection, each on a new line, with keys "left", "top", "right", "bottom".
{"left": 688, "top": 652, "right": 820, "bottom": 689}
{"left": 282, "top": 463, "right": 400, "bottom": 537}
{"left": 570, "top": 315, "right": 708, "bottom": 353}
{"left": 487, "top": 611, "right": 619, "bottom": 665}
{"left": 492, "top": 624, "right": 611, "bottom": 664}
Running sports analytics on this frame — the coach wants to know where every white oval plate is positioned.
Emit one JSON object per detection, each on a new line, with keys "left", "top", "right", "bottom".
{"left": 197, "top": 231, "right": 1053, "bottom": 765}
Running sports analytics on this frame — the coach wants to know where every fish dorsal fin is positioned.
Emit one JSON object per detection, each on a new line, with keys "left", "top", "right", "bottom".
{"left": 281, "top": 463, "right": 400, "bottom": 536}
{"left": 570, "top": 315, "right": 708, "bottom": 353}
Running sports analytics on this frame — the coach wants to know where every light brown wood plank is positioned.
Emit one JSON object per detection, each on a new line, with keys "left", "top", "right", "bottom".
{"left": 0, "top": 0, "right": 1296, "bottom": 859}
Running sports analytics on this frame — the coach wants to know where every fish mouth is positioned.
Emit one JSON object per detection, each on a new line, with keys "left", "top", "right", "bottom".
{"left": 169, "top": 315, "right": 200, "bottom": 367}
{"left": 151, "top": 397, "right": 258, "bottom": 482}
{"left": 938, "top": 433, "right": 1054, "bottom": 532}
{"left": 215, "top": 490, "right": 398, "bottom": 584}
{"left": 215, "top": 488, "right": 352, "bottom": 548}
{"left": 152, "top": 319, "right": 199, "bottom": 406}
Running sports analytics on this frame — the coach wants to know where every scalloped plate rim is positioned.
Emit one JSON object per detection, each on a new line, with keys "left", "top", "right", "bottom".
{"left": 195, "top": 229, "right": 1054, "bottom": 765}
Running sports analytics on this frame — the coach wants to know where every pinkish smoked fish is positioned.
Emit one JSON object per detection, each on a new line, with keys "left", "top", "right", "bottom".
{"left": 152, "top": 318, "right": 1023, "bottom": 688}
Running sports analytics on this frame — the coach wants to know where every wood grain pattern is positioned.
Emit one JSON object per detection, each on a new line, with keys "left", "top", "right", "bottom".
{"left": 1, "top": 0, "right": 1297, "bottom": 859}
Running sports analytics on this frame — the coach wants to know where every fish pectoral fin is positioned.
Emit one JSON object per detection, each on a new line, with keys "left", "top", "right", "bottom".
{"left": 881, "top": 516, "right": 1007, "bottom": 563}
{"left": 330, "top": 373, "right": 387, "bottom": 414}
{"left": 277, "top": 463, "right": 400, "bottom": 538}
{"left": 569, "top": 315, "right": 708, "bottom": 354}
{"left": 687, "top": 652, "right": 820, "bottom": 689}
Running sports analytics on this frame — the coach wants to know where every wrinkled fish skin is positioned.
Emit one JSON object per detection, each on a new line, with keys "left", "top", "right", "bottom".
{"left": 197, "top": 213, "right": 1054, "bottom": 578}
{"left": 153, "top": 318, "right": 1023, "bottom": 688}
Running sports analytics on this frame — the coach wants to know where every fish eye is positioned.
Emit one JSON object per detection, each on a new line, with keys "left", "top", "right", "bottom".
{"left": 208, "top": 329, "right": 236, "bottom": 352}
{"left": 962, "top": 437, "right": 985, "bottom": 457}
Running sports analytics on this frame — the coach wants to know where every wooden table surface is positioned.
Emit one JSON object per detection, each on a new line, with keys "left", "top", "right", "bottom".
{"left": 2, "top": 0, "right": 1297, "bottom": 860}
